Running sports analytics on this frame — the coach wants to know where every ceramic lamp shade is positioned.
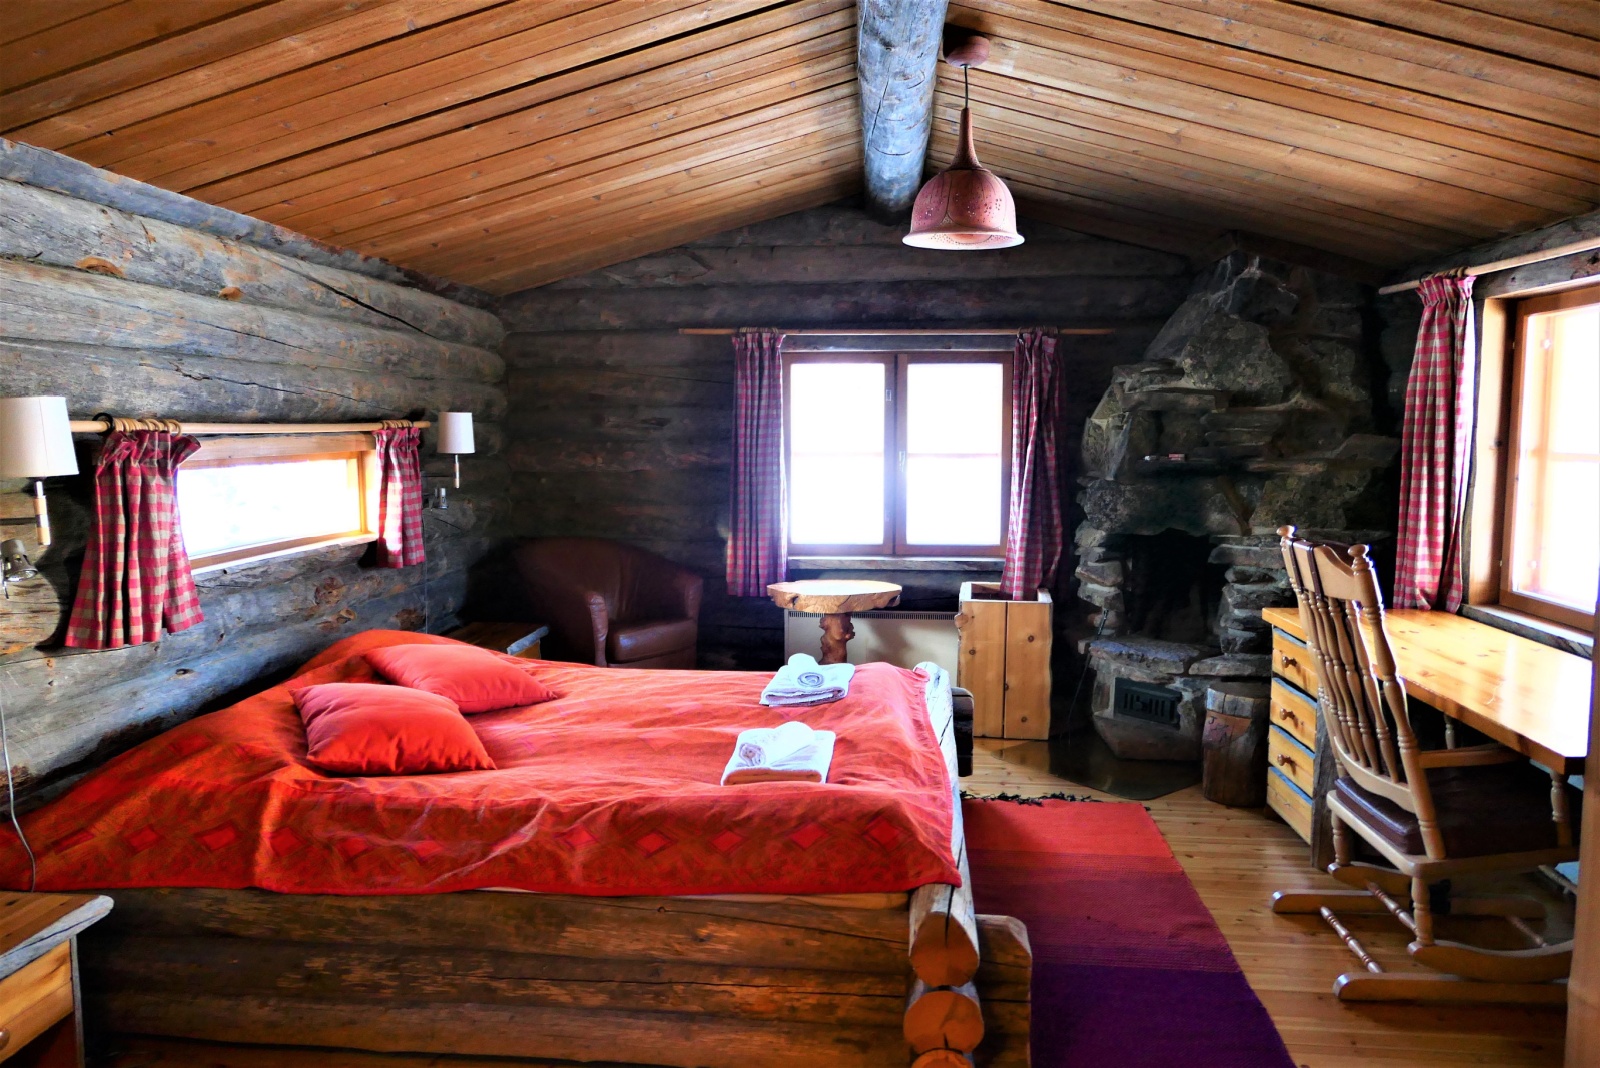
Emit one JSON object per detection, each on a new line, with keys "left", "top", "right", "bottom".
{"left": 0, "top": 396, "right": 78, "bottom": 478}
{"left": 437, "top": 412, "right": 475, "bottom": 455}
{"left": 903, "top": 108, "right": 1023, "bottom": 251}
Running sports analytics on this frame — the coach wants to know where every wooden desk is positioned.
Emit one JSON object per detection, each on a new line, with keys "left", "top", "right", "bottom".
{"left": 0, "top": 893, "right": 112, "bottom": 1066}
{"left": 1262, "top": 606, "right": 1589, "bottom": 774}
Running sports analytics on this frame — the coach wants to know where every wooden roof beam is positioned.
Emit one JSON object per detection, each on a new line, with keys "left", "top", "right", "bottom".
{"left": 858, "top": 0, "right": 948, "bottom": 220}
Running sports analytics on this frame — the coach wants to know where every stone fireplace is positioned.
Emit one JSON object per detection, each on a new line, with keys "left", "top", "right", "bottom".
{"left": 1072, "top": 252, "right": 1396, "bottom": 761}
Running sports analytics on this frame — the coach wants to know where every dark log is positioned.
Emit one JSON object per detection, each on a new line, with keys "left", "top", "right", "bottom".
{"left": 499, "top": 275, "right": 1191, "bottom": 332}
{"left": 505, "top": 438, "right": 731, "bottom": 473}
{"left": 0, "top": 180, "right": 503, "bottom": 349}
{"left": 541, "top": 241, "right": 1187, "bottom": 288}
{"left": 0, "top": 259, "right": 504, "bottom": 383}
{"left": 1201, "top": 682, "right": 1272, "bottom": 807}
{"left": 857, "top": 0, "right": 949, "bottom": 219}
{"left": 0, "top": 138, "right": 494, "bottom": 310}
{"left": 0, "top": 340, "right": 507, "bottom": 423}
{"left": 504, "top": 330, "right": 732, "bottom": 370}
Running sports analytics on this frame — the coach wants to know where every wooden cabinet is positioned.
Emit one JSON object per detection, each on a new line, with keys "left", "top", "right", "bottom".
{"left": 955, "top": 582, "right": 1052, "bottom": 740}
{"left": 0, "top": 893, "right": 113, "bottom": 1067}
{"left": 446, "top": 622, "right": 548, "bottom": 659}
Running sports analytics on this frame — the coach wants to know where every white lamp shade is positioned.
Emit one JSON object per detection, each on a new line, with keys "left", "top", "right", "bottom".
{"left": 437, "top": 411, "right": 475, "bottom": 455}
{"left": 0, "top": 397, "right": 78, "bottom": 478}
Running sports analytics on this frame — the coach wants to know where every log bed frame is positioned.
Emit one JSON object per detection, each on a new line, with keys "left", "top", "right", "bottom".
{"left": 76, "top": 680, "right": 1032, "bottom": 1067}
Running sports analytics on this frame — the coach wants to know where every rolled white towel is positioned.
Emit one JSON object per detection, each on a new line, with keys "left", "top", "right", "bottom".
{"left": 722, "top": 721, "right": 835, "bottom": 785}
{"left": 761, "top": 653, "right": 854, "bottom": 707}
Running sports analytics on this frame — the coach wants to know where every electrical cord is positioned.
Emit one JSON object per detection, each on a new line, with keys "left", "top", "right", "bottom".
{"left": 0, "top": 679, "right": 38, "bottom": 892}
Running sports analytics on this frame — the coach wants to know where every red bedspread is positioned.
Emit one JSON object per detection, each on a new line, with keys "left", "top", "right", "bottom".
{"left": 0, "top": 631, "right": 958, "bottom": 896}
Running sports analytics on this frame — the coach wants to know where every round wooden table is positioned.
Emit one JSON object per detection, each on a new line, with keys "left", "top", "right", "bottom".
{"left": 767, "top": 579, "right": 902, "bottom": 665}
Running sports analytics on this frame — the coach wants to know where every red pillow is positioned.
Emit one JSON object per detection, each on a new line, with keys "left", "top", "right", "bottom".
{"left": 292, "top": 683, "right": 496, "bottom": 775}
{"left": 365, "top": 643, "right": 557, "bottom": 714}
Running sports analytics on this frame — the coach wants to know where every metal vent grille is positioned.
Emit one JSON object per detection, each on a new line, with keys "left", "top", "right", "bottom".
{"left": 1112, "top": 677, "right": 1182, "bottom": 729}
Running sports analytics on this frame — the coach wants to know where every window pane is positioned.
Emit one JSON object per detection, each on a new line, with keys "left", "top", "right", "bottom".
{"left": 789, "top": 362, "right": 885, "bottom": 545}
{"left": 905, "top": 457, "right": 1003, "bottom": 545}
{"left": 905, "top": 362, "right": 1005, "bottom": 547}
{"left": 1508, "top": 300, "right": 1600, "bottom": 616}
{"left": 179, "top": 457, "right": 363, "bottom": 557}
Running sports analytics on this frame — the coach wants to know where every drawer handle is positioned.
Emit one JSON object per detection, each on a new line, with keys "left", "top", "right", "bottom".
{"left": 0, "top": 1028, "right": 9, "bottom": 1051}
{"left": 1276, "top": 753, "right": 1299, "bottom": 771}
{"left": 1278, "top": 652, "right": 1298, "bottom": 668}
{"left": 1277, "top": 708, "right": 1300, "bottom": 726}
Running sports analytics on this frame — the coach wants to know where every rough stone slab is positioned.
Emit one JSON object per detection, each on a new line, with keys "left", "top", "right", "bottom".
{"left": 1088, "top": 637, "right": 1209, "bottom": 675}
{"left": 1189, "top": 654, "right": 1272, "bottom": 678}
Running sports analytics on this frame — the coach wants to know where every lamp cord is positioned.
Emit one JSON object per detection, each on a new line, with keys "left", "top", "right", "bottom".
{"left": 0, "top": 679, "right": 38, "bottom": 892}
{"left": 964, "top": 63, "right": 970, "bottom": 109}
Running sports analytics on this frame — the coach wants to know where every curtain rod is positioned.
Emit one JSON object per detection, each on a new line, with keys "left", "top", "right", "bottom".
{"left": 677, "top": 327, "right": 1115, "bottom": 336}
{"left": 68, "top": 418, "right": 432, "bottom": 435}
{"left": 1378, "top": 235, "right": 1600, "bottom": 296}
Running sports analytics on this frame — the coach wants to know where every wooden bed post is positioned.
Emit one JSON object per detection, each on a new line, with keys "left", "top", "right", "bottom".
{"left": 907, "top": 670, "right": 985, "bottom": 1061}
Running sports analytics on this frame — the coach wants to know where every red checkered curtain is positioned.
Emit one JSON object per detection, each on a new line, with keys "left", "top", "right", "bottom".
{"left": 1395, "top": 274, "right": 1477, "bottom": 610}
{"left": 374, "top": 424, "right": 425, "bottom": 568}
{"left": 65, "top": 429, "right": 203, "bottom": 649}
{"left": 1002, "top": 329, "right": 1063, "bottom": 600}
{"left": 727, "top": 330, "right": 786, "bottom": 597}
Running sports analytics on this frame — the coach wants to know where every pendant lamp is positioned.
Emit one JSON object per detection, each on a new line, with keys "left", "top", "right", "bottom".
{"left": 903, "top": 35, "right": 1023, "bottom": 250}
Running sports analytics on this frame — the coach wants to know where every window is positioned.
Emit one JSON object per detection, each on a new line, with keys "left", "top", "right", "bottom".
{"left": 1497, "top": 285, "right": 1599, "bottom": 631}
{"left": 785, "top": 353, "right": 1010, "bottom": 557}
{"left": 177, "top": 434, "right": 379, "bottom": 571}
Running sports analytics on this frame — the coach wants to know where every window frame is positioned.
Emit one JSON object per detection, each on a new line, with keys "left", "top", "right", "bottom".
{"left": 783, "top": 350, "right": 1012, "bottom": 559}
{"left": 1494, "top": 284, "right": 1600, "bottom": 632}
{"left": 179, "top": 433, "right": 381, "bottom": 574}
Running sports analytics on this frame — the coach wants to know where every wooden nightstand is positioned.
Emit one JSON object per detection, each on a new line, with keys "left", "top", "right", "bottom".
{"left": 0, "top": 893, "right": 112, "bottom": 1066}
{"left": 447, "top": 622, "right": 549, "bottom": 660}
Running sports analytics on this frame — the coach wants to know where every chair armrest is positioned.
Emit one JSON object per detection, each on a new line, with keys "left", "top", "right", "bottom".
{"left": 1416, "top": 743, "right": 1524, "bottom": 769}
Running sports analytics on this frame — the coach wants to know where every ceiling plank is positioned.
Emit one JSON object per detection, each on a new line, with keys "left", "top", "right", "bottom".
{"left": 1150, "top": 0, "right": 1597, "bottom": 124}
{"left": 931, "top": 92, "right": 1475, "bottom": 250}
{"left": 0, "top": 0, "right": 381, "bottom": 132}
{"left": 242, "top": 19, "right": 855, "bottom": 229}
{"left": 857, "top": 0, "right": 947, "bottom": 217}
{"left": 1297, "top": 0, "right": 1600, "bottom": 75}
{"left": 200, "top": 0, "right": 854, "bottom": 213}
{"left": 319, "top": 82, "right": 859, "bottom": 253}
{"left": 1439, "top": 0, "right": 1600, "bottom": 40}
{"left": 364, "top": 99, "right": 860, "bottom": 263}
{"left": 57, "top": 0, "right": 607, "bottom": 170}
{"left": 0, "top": 0, "right": 128, "bottom": 48}
{"left": 1035, "top": 0, "right": 1600, "bottom": 178}
{"left": 1, "top": 0, "right": 261, "bottom": 93}
{"left": 4, "top": 0, "right": 509, "bottom": 147}
{"left": 950, "top": 7, "right": 1594, "bottom": 220}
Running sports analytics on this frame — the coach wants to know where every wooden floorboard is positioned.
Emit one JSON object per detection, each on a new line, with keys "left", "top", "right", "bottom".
{"left": 965, "top": 738, "right": 1570, "bottom": 1068}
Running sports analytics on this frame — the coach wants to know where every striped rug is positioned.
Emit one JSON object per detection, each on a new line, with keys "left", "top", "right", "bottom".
{"left": 964, "top": 798, "right": 1295, "bottom": 1068}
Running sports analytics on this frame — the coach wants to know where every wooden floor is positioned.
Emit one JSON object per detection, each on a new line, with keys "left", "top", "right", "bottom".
{"left": 969, "top": 737, "right": 1570, "bottom": 1068}
{"left": 102, "top": 736, "right": 1569, "bottom": 1068}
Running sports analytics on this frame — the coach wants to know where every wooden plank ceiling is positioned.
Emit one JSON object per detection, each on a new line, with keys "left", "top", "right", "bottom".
{"left": 2, "top": 0, "right": 1597, "bottom": 293}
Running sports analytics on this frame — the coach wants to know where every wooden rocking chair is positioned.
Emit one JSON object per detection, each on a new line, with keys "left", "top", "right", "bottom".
{"left": 1269, "top": 526, "right": 1580, "bottom": 1004}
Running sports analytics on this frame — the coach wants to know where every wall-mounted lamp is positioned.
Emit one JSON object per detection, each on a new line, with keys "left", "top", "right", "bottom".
{"left": 434, "top": 411, "right": 475, "bottom": 508}
{"left": 0, "top": 396, "right": 79, "bottom": 548}
{"left": 0, "top": 539, "right": 38, "bottom": 600}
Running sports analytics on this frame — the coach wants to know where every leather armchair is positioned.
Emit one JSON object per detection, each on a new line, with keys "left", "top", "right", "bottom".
{"left": 511, "top": 538, "right": 703, "bottom": 669}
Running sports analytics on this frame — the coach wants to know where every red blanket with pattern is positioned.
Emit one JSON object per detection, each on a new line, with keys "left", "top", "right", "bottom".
{"left": 0, "top": 631, "right": 958, "bottom": 896}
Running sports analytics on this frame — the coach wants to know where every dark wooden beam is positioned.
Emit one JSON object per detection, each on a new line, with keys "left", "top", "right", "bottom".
{"left": 857, "top": 0, "right": 948, "bottom": 220}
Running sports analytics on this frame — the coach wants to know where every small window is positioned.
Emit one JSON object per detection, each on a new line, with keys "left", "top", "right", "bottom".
{"left": 1500, "top": 285, "right": 1599, "bottom": 631}
{"left": 177, "top": 434, "right": 379, "bottom": 571}
{"left": 785, "top": 352, "right": 1010, "bottom": 557}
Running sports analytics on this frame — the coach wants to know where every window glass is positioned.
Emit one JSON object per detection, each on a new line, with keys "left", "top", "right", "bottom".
{"left": 904, "top": 362, "right": 1005, "bottom": 546}
{"left": 788, "top": 362, "right": 886, "bottom": 546}
{"left": 179, "top": 455, "right": 364, "bottom": 559}
{"left": 1506, "top": 297, "right": 1599, "bottom": 618}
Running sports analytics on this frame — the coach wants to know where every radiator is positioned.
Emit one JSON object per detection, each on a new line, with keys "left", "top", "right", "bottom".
{"left": 783, "top": 609, "right": 960, "bottom": 676}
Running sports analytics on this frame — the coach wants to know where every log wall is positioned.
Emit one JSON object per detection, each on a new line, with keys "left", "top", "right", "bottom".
{"left": 497, "top": 204, "right": 1192, "bottom": 669}
{"left": 0, "top": 160, "right": 508, "bottom": 803}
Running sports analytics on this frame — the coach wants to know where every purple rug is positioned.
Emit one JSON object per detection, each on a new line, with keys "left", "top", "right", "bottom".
{"left": 964, "top": 798, "right": 1295, "bottom": 1067}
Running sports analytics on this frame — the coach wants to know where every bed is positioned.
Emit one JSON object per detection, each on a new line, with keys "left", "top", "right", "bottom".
{"left": 2, "top": 630, "right": 1030, "bottom": 1067}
